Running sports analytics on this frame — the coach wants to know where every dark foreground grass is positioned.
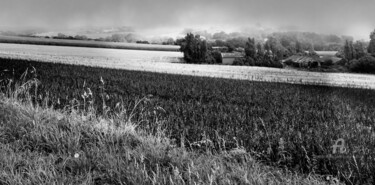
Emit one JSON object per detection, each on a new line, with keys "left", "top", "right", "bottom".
{"left": 1, "top": 58, "right": 375, "bottom": 184}
{"left": 0, "top": 86, "right": 329, "bottom": 184}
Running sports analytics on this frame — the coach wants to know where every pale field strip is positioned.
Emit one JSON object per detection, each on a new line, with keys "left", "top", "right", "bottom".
{"left": 1, "top": 43, "right": 375, "bottom": 89}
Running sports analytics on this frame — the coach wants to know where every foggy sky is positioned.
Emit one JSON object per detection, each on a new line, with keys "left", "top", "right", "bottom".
{"left": 0, "top": 0, "right": 374, "bottom": 40}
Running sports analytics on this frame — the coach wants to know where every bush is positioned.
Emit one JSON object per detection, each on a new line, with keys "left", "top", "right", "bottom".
{"left": 232, "top": 57, "right": 245, "bottom": 65}
{"left": 232, "top": 57, "right": 283, "bottom": 68}
{"left": 245, "top": 57, "right": 255, "bottom": 66}
{"left": 349, "top": 56, "right": 375, "bottom": 74}
{"left": 211, "top": 51, "right": 222, "bottom": 64}
{"left": 321, "top": 59, "right": 333, "bottom": 67}
{"left": 269, "top": 60, "right": 284, "bottom": 68}
{"left": 204, "top": 52, "right": 216, "bottom": 64}
{"left": 336, "top": 58, "right": 348, "bottom": 66}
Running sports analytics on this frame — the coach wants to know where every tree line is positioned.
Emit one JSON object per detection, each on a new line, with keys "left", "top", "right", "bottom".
{"left": 179, "top": 29, "right": 375, "bottom": 73}
{"left": 342, "top": 29, "right": 375, "bottom": 73}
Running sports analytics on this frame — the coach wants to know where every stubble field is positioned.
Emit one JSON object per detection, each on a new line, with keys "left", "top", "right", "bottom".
{"left": 0, "top": 43, "right": 375, "bottom": 89}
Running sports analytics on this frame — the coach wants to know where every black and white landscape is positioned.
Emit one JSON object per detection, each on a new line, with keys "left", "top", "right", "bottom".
{"left": 1, "top": 0, "right": 375, "bottom": 184}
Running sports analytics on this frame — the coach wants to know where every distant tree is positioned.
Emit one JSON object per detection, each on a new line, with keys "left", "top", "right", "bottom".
{"left": 212, "top": 31, "right": 229, "bottom": 40}
{"left": 125, "top": 33, "right": 139, "bottom": 43}
{"left": 57, "top": 33, "right": 67, "bottom": 39}
{"left": 74, "top": 35, "right": 88, "bottom": 40}
{"left": 368, "top": 29, "right": 375, "bottom": 56}
{"left": 349, "top": 55, "right": 375, "bottom": 74}
{"left": 353, "top": 41, "right": 366, "bottom": 59}
{"left": 226, "top": 37, "right": 247, "bottom": 48}
{"left": 308, "top": 43, "right": 315, "bottom": 55}
{"left": 325, "top": 34, "right": 342, "bottom": 43}
{"left": 111, "top": 34, "right": 125, "bottom": 42}
{"left": 344, "top": 40, "right": 354, "bottom": 60}
{"left": 166, "top": 38, "right": 175, "bottom": 45}
{"left": 214, "top": 40, "right": 227, "bottom": 47}
{"left": 256, "top": 42, "right": 264, "bottom": 57}
{"left": 245, "top": 38, "right": 256, "bottom": 59}
{"left": 179, "top": 33, "right": 208, "bottom": 63}
{"left": 175, "top": 38, "right": 184, "bottom": 45}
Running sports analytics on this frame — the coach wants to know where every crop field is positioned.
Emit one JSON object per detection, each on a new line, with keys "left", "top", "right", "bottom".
{"left": 1, "top": 58, "right": 375, "bottom": 183}
{"left": 0, "top": 35, "right": 180, "bottom": 51}
{"left": 0, "top": 43, "right": 183, "bottom": 64}
{"left": 1, "top": 43, "right": 375, "bottom": 89}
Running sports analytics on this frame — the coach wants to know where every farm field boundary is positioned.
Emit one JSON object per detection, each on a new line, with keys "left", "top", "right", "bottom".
{"left": 1, "top": 58, "right": 375, "bottom": 183}
{"left": 0, "top": 35, "right": 180, "bottom": 51}
{"left": 1, "top": 43, "right": 375, "bottom": 89}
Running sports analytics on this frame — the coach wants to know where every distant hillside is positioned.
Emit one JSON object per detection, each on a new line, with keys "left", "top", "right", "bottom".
{"left": 0, "top": 35, "right": 180, "bottom": 52}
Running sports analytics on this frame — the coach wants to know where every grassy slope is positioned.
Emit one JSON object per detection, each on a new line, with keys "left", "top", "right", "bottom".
{"left": 0, "top": 93, "right": 330, "bottom": 184}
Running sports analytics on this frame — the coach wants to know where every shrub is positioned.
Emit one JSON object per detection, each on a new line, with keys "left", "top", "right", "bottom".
{"left": 321, "top": 59, "right": 333, "bottom": 67}
{"left": 336, "top": 58, "right": 348, "bottom": 66}
{"left": 204, "top": 52, "right": 216, "bottom": 64}
{"left": 269, "top": 60, "right": 284, "bottom": 68}
{"left": 211, "top": 51, "right": 223, "bottom": 64}
{"left": 245, "top": 57, "right": 255, "bottom": 66}
{"left": 232, "top": 57, "right": 245, "bottom": 65}
{"left": 349, "top": 56, "right": 375, "bottom": 74}
{"left": 284, "top": 59, "right": 295, "bottom": 66}
{"left": 310, "top": 61, "right": 320, "bottom": 68}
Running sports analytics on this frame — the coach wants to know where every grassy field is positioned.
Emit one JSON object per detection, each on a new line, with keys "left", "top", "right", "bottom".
{"left": 0, "top": 81, "right": 332, "bottom": 184}
{"left": 0, "top": 35, "right": 180, "bottom": 51}
{"left": 0, "top": 43, "right": 183, "bottom": 64}
{"left": 1, "top": 58, "right": 375, "bottom": 184}
{"left": 1, "top": 43, "right": 375, "bottom": 89}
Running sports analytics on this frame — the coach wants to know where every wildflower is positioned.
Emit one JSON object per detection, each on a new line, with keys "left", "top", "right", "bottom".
{"left": 87, "top": 88, "right": 92, "bottom": 96}
{"left": 100, "top": 76, "right": 105, "bottom": 84}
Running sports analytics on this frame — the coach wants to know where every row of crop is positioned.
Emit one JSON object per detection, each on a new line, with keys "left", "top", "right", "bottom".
{"left": 1, "top": 58, "right": 375, "bottom": 183}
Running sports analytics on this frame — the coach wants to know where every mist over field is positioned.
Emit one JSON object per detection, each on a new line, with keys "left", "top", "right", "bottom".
{"left": 0, "top": 0, "right": 374, "bottom": 40}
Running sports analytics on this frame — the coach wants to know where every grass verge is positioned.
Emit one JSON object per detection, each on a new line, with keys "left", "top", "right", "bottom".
{"left": 0, "top": 84, "right": 331, "bottom": 184}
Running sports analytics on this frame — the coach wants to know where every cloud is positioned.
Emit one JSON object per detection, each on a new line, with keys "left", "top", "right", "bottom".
{"left": 0, "top": 0, "right": 374, "bottom": 40}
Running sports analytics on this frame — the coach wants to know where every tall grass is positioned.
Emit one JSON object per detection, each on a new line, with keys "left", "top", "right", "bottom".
{"left": 0, "top": 74, "right": 330, "bottom": 184}
{"left": 2, "top": 58, "right": 374, "bottom": 184}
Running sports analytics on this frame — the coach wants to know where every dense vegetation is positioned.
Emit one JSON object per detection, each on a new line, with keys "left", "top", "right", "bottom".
{"left": 2, "top": 86, "right": 330, "bottom": 184}
{"left": 1, "top": 58, "right": 375, "bottom": 184}
{"left": 179, "top": 34, "right": 283, "bottom": 68}
{"left": 338, "top": 29, "right": 375, "bottom": 74}
{"left": 186, "top": 30, "right": 356, "bottom": 52}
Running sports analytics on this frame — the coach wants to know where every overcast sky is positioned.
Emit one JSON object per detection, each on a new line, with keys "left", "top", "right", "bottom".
{"left": 0, "top": 0, "right": 374, "bottom": 40}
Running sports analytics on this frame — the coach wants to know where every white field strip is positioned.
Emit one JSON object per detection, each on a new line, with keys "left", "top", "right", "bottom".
{"left": 1, "top": 43, "right": 375, "bottom": 89}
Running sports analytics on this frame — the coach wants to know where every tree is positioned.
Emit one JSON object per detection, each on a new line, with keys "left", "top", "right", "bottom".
{"left": 245, "top": 38, "right": 256, "bottom": 59}
{"left": 344, "top": 40, "right": 354, "bottom": 60}
{"left": 57, "top": 33, "right": 67, "bottom": 39}
{"left": 179, "top": 33, "right": 208, "bottom": 64}
{"left": 353, "top": 41, "right": 366, "bottom": 59}
{"left": 111, "top": 34, "right": 126, "bottom": 42}
{"left": 212, "top": 31, "right": 229, "bottom": 40}
{"left": 349, "top": 55, "right": 375, "bottom": 74}
{"left": 368, "top": 29, "right": 375, "bottom": 56}
{"left": 256, "top": 42, "right": 264, "bottom": 58}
